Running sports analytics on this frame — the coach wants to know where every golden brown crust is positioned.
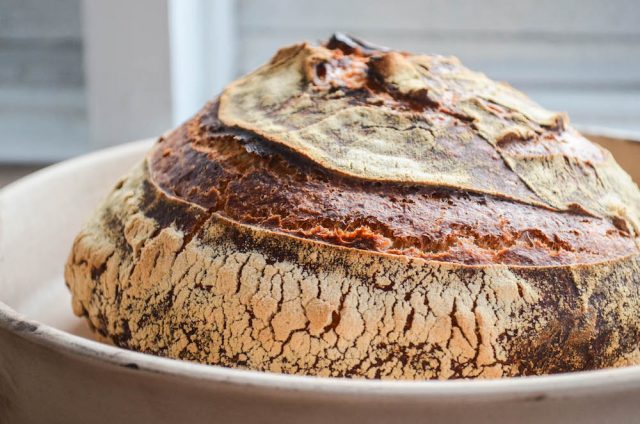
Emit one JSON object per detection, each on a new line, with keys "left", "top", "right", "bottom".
{"left": 148, "top": 105, "right": 636, "bottom": 266}
{"left": 64, "top": 35, "right": 640, "bottom": 379}
{"left": 65, "top": 161, "right": 640, "bottom": 379}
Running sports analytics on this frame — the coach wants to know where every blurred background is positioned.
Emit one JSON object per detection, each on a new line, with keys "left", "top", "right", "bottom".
{"left": 0, "top": 0, "right": 639, "bottom": 185}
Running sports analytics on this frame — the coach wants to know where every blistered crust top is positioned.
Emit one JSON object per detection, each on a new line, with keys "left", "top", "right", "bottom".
{"left": 219, "top": 36, "right": 640, "bottom": 234}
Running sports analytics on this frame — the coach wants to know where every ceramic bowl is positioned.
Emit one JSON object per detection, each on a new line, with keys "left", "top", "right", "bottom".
{"left": 1, "top": 133, "right": 640, "bottom": 424}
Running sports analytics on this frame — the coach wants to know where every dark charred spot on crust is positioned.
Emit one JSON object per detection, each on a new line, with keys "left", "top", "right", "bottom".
{"left": 90, "top": 262, "right": 108, "bottom": 280}
{"left": 139, "top": 178, "right": 205, "bottom": 234}
{"left": 325, "top": 32, "right": 389, "bottom": 56}
{"left": 403, "top": 309, "right": 415, "bottom": 333}
{"left": 112, "top": 320, "right": 132, "bottom": 346}
{"left": 102, "top": 210, "right": 132, "bottom": 257}
{"left": 114, "top": 178, "right": 125, "bottom": 190}
{"left": 506, "top": 263, "right": 640, "bottom": 375}
{"left": 94, "top": 312, "right": 109, "bottom": 338}
{"left": 611, "top": 215, "right": 631, "bottom": 235}
{"left": 324, "top": 311, "right": 341, "bottom": 333}
{"left": 314, "top": 61, "right": 327, "bottom": 80}
{"left": 367, "top": 55, "right": 440, "bottom": 110}
{"left": 374, "top": 282, "right": 395, "bottom": 292}
{"left": 496, "top": 130, "right": 535, "bottom": 147}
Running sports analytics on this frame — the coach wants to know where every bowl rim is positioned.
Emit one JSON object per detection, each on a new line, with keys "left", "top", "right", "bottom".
{"left": 2, "top": 136, "right": 640, "bottom": 400}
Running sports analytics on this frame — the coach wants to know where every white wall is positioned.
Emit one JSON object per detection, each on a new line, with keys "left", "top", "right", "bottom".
{"left": 0, "top": 0, "right": 638, "bottom": 163}
{"left": 0, "top": 0, "right": 86, "bottom": 162}
{"left": 83, "top": 0, "right": 174, "bottom": 149}
{"left": 235, "top": 0, "right": 640, "bottom": 131}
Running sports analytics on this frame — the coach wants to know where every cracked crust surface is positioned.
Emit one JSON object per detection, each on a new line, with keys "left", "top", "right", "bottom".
{"left": 65, "top": 35, "right": 640, "bottom": 379}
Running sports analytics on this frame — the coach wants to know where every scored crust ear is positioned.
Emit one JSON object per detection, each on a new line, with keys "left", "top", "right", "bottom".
{"left": 64, "top": 35, "right": 640, "bottom": 379}
{"left": 218, "top": 41, "right": 640, "bottom": 233}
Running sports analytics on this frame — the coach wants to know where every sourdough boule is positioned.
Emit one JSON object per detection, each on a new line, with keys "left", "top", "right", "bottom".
{"left": 65, "top": 34, "right": 640, "bottom": 379}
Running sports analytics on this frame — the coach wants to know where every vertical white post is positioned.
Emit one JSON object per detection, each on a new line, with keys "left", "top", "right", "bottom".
{"left": 207, "top": 0, "right": 236, "bottom": 97}
{"left": 168, "top": 0, "right": 236, "bottom": 125}
{"left": 168, "top": 0, "right": 208, "bottom": 125}
{"left": 83, "top": 0, "right": 236, "bottom": 148}
{"left": 83, "top": 0, "right": 174, "bottom": 148}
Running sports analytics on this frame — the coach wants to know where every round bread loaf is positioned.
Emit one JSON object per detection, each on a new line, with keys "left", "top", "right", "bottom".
{"left": 65, "top": 34, "right": 640, "bottom": 379}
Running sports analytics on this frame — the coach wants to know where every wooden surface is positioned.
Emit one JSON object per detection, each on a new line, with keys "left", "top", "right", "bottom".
{"left": 0, "top": 164, "right": 42, "bottom": 188}
{"left": 587, "top": 133, "right": 640, "bottom": 184}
